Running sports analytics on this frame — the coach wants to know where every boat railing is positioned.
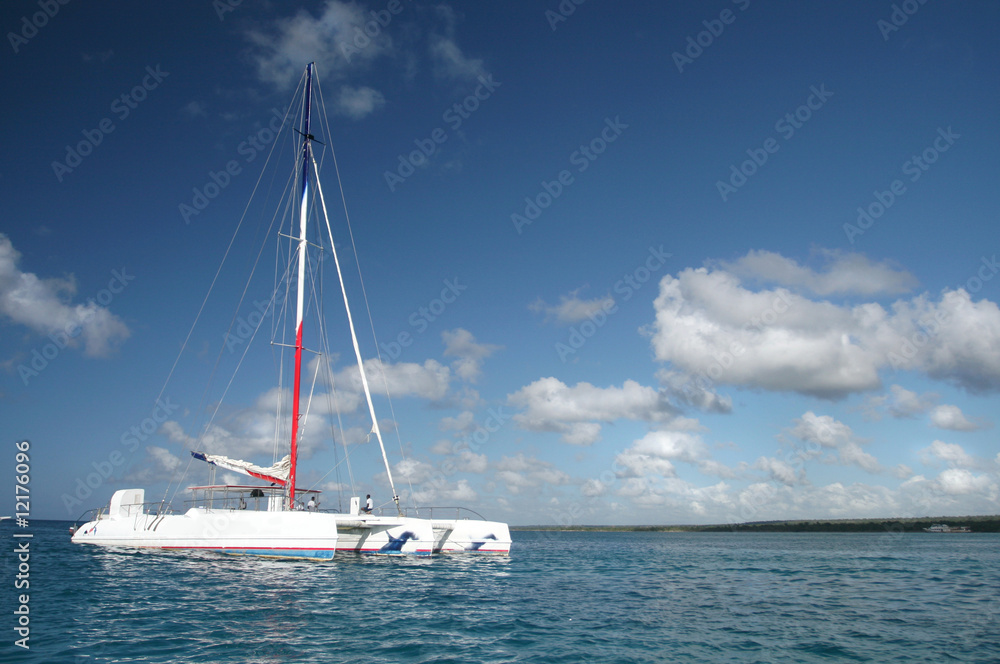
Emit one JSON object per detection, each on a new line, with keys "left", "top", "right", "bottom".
{"left": 72, "top": 506, "right": 103, "bottom": 527}
{"left": 411, "top": 506, "right": 490, "bottom": 521}
{"left": 184, "top": 493, "right": 271, "bottom": 512}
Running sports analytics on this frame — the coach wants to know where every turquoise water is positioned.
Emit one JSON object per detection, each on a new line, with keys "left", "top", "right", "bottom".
{"left": 6, "top": 522, "right": 1000, "bottom": 663}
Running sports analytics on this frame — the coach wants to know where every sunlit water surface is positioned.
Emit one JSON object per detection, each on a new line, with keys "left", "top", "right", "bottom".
{"left": 8, "top": 522, "right": 1000, "bottom": 663}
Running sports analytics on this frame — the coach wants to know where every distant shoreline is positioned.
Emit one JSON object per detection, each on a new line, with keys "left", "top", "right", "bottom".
{"left": 513, "top": 515, "right": 1000, "bottom": 533}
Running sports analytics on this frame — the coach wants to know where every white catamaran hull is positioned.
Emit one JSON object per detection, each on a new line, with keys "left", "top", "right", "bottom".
{"left": 432, "top": 519, "right": 512, "bottom": 554}
{"left": 71, "top": 490, "right": 439, "bottom": 558}
{"left": 71, "top": 490, "right": 511, "bottom": 557}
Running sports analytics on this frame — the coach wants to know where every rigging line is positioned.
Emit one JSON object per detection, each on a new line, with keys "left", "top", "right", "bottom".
{"left": 201, "top": 277, "right": 276, "bottom": 453}
{"left": 311, "top": 153, "right": 402, "bottom": 514}
{"left": 302, "top": 258, "right": 356, "bottom": 506}
{"left": 326, "top": 128, "right": 417, "bottom": 509}
{"left": 204, "top": 165, "right": 295, "bottom": 415}
{"left": 155, "top": 78, "right": 304, "bottom": 501}
{"left": 317, "top": 298, "right": 357, "bottom": 501}
{"left": 299, "top": 329, "right": 323, "bottom": 468}
{"left": 163, "top": 453, "right": 195, "bottom": 511}
{"left": 311, "top": 68, "right": 333, "bottom": 189}
{"left": 272, "top": 189, "right": 298, "bottom": 462}
{"left": 201, "top": 191, "right": 302, "bottom": 455}
{"left": 298, "top": 196, "right": 354, "bottom": 502}
{"left": 198, "top": 168, "right": 297, "bottom": 458}
{"left": 151, "top": 72, "right": 302, "bottom": 419}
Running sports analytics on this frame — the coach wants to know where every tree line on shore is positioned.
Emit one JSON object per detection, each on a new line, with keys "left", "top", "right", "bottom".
{"left": 515, "top": 515, "right": 1000, "bottom": 533}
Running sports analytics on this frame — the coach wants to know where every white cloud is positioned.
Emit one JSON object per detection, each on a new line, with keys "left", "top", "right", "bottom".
{"left": 454, "top": 450, "right": 488, "bottom": 474}
{"left": 246, "top": 1, "right": 390, "bottom": 90}
{"left": 393, "top": 457, "right": 435, "bottom": 485}
{"left": 720, "top": 249, "right": 918, "bottom": 296}
{"left": 0, "top": 234, "right": 130, "bottom": 357}
{"left": 181, "top": 100, "right": 207, "bottom": 118}
{"left": 442, "top": 328, "right": 501, "bottom": 383}
{"left": 337, "top": 358, "right": 451, "bottom": 401}
{"left": 920, "top": 440, "right": 976, "bottom": 469}
{"left": 647, "top": 254, "right": 1000, "bottom": 399}
{"left": 494, "top": 454, "right": 570, "bottom": 494}
{"left": 334, "top": 85, "right": 385, "bottom": 119}
{"left": 788, "top": 412, "right": 883, "bottom": 474}
{"left": 838, "top": 442, "right": 882, "bottom": 473}
{"left": 929, "top": 404, "right": 982, "bottom": 431}
{"left": 561, "top": 422, "right": 603, "bottom": 446}
{"left": 936, "top": 468, "right": 996, "bottom": 496}
{"left": 863, "top": 384, "right": 937, "bottom": 420}
{"left": 754, "top": 456, "right": 803, "bottom": 486}
{"left": 429, "top": 36, "right": 484, "bottom": 80}
{"left": 614, "top": 428, "right": 735, "bottom": 483}
{"left": 657, "top": 369, "right": 733, "bottom": 414}
{"left": 508, "top": 377, "right": 677, "bottom": 445}
{"left": 147, "top": 446, "right": 182, "bottom": 473}
{"left": 887, "top": 385, "right": 935, "bottom": 417}
{"left": 581, "top": 478, "right": 608, "bottom": 497}
{"left": 648, "top": 267, "right": 880, "bottom": 399}
{"left": 789, "top": 411, "right": 855, "bottom": 450}
{"left": 439, "top": 410, "right": 475, "bottom": 433}
{"left": 530, "top": 290, "right": 614, "bottom": 324}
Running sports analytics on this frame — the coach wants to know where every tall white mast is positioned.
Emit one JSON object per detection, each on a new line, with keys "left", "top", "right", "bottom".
{"left": 287, "top": 62, "right": 314, "bottom": 507}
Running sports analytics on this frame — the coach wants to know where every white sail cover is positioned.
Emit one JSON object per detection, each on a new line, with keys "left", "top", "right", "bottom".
{"left": 191, "top": 452, "right": 290, "bottom": 485}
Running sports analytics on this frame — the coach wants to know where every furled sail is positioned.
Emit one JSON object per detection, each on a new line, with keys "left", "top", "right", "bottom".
{"left": 190, "top": 452, "right": 290, "bottom": 485}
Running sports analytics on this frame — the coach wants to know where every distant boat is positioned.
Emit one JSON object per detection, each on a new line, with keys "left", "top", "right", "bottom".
{"left": 70, "top": 63, "right": 510, "bottom": 559}
{"left": 923, "top": 524, "right": 971, "bottom": 533}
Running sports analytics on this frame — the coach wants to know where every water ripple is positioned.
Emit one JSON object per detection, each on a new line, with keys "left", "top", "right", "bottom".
{"left": 16, "top": 524, "right": 1000, "bottom": 663}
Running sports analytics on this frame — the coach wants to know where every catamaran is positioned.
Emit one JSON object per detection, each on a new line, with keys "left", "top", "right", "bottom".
{"left": 71, "top": 63, "right": 510, "bottom": 558}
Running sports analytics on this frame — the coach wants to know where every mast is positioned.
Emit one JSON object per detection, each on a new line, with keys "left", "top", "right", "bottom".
{"left": 288, "top": 62, "right": 314, "bottom": 507}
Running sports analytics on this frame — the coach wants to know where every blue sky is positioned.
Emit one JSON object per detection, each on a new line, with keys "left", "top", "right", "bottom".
{"left": 2, "top": 1, "right": 998, "bottom": 525}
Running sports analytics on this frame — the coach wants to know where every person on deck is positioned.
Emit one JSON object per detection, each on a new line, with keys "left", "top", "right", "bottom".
{"left": 306, "top": 497, "right": 316, "bottom": 511}
{"left": 364, "top": 494, "right": 373, "bottom": 514}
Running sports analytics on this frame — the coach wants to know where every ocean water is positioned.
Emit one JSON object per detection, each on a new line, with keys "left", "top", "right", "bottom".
{"left": 6, "top": 521, "right": 1000, "bottom": 663}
